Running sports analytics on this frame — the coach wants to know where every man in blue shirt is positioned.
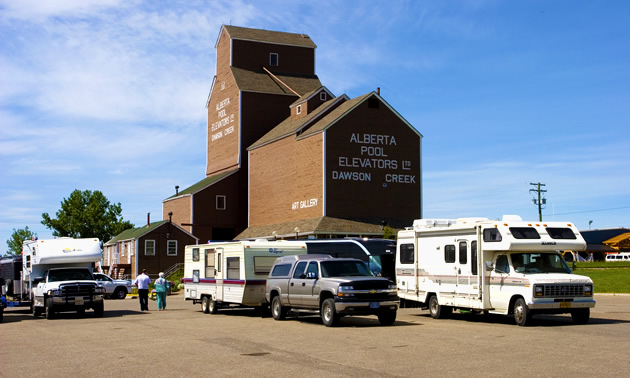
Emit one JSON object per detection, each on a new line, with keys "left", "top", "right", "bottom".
{"left": 134, "top": 269, "right": 152, "bottom": 311}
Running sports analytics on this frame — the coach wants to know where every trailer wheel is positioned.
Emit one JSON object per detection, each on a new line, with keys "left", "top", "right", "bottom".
{"left": 428, "top": 295, "right": 451, "bottom": 319}
{"left": 571, "top": 308, "right": 590, "bottom": 324}
{"left": 377, "top": 311, "right": 397, "bottom": 326}
{"left": 321, "top": 298, "right": 339, "bottom": 327}
{"left": 271, "top": 296, "right": 286, "bottom": 320}
{"left": 513, "top": 298, "right": 531, "bottom": 326}
{"left": 201, "top": 296, "right": 211, "bottom": 314}
{"left": 208, "top": 298, "right": 219, "bottom": 314}
{"left": 45, "top": 298, "right": 55, "bottom": 320}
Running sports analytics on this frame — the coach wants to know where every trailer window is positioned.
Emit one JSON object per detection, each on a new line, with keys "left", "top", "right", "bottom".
{"left": 192, "top": 269, "right": 199, "bottom": 283}
{"left": 226, "top": 257, "right": 239, "bottom": 280}
{"left": 471, "top": 241, "right": 478, "bottom": 275}
{"left": 270, "top": 263, "right": 292, "bottom": 277}
{"left": 483, "top": 228, "right": 502, "bottom": 242}
{"left": 399, "top": 244, "right": 414, "bottom": 264}
{"left": 192, "top": 248, "right": 200, "bottom": 262}
{"left": 253, "top": 256, "right": 277, "bottom": 275}
{"left": 205, "top": 249, "right": 215, "bottom": 278}
{"left": 459, "top": 241, "right": 467, "bottom": 264}
{"left": 510, "top": 227, "right": 540, "bottom": 239}
{"left": 546, "top": 227, "right": 577, "bottom": 239}
{"left": 445, "top": 245, "right": 456, "bottom": 263}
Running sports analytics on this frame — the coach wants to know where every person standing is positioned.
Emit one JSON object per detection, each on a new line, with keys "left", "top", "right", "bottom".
{"left": 154, "top": 272, "right": 169, "bottom": 311}
{"left": 134, "top": 269, "right": 151, "bottom": 311}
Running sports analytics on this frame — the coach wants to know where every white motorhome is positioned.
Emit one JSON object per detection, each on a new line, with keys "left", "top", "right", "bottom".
{"left": 183, "top": 240, "right": 307, "bottom": 314}
{"left": 22, "top": 238, "right": 105, "bottom": 319}
{"left": 396, "top": 215, "right": 595, "bottom": 326}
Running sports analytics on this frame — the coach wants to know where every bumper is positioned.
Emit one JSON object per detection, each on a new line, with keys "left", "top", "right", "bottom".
{"left": 335, "top": 300, "right": 399, "bottom": 314}
{"left": 528, "top": 299, "right": 596, "bottom": 311}
{"left": 51, "top": 295, "right": 104, "bottom": 307}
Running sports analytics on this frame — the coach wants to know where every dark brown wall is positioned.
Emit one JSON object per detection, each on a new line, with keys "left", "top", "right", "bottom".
{"left": 136, "top": 224, "right": 197, "bottom": 277}
{"left": 325, "top": 96, "right": 421, "bottom": 227}
{"left": 231, "top": 39, "right": 315, "bottom": 75}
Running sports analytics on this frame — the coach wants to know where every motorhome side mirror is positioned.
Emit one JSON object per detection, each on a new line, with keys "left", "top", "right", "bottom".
{"left": 485, "top": 261, "right": 494, "bottom": 271}
{"left": 306, "top": 272, "right": 317, "bottom": 279}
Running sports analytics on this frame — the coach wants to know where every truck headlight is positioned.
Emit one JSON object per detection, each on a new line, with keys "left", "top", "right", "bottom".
{"left": 584, "top": 285, "right": 592, "bottom": 296}
{"left": 94, "top": 287, "right": 105, "bottom": 294}
{"left": 534, "top": 285, "right": 543, "bottom": 297}
{"left": 47, "top": 289, "right": 59, "bottom": 296}
{"left": 338, "top": 285, "right": 354, "bottom": 297}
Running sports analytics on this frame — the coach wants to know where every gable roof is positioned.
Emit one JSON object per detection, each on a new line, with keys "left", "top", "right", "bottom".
{"left": 235, "top": 216, "right": 387, "bottom": 240}
{"left": 104, "top": 221, "right": 168, "bottom": 245}
{"left": 248, "top": 94, "right": 348, "bottom": 150}
{"left": 231, "top": 67, "right": 321, "bottom": 96}
{"left": 221, "top": 25, "right": 317, "bottom": 48}
{"left": 164, "top": 169, "right": 238, "bottom": 201}
{"left": 289, "top": 86, "right": 335, "bottom": 107}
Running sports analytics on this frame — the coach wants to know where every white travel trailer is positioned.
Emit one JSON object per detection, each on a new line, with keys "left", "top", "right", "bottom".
{"left": 183, "top": 240, "right": 307, "bottom": 314}
{"left": 396, "top": 215, "right": 595, "bottom": 326}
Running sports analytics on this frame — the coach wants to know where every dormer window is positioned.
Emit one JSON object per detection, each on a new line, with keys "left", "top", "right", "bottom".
{"left": 320, "top": 92, "right": 327, "bottom": 101}
{"left": 296, "top": 105, "right": 302, "bottom": 115}
{"left": 270, "top": 53, "right": 279, "bottom": 66}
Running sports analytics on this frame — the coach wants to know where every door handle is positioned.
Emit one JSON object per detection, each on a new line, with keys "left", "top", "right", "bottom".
{"left": 290, "top": 282, "right": 294, "bottom": 287}
{"left": 302, "top": 282, "right": 305, "bottom": 286}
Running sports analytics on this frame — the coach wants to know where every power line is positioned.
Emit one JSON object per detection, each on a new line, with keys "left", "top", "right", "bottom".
{"left": 554, "top": 206, "right": 630, "bottom": 216}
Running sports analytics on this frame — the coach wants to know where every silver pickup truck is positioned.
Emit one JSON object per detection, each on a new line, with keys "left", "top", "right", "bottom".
{"left": 265, "top": 254, "right": 399, "bottom": 326}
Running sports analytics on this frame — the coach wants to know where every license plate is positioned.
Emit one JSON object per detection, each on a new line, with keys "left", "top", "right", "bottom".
{"left": 75, "top": 297, "right": 84, "bottom": 306}
{"left": 560, "top": 302, "right": 571, "bottom": 308}
{"left": 369, "top": 302, "right": 380, "bottom": 309}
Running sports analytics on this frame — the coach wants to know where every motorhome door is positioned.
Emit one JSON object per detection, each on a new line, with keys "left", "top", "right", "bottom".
{"left": 215, "top": 248, "right": 224, "bottom": 301}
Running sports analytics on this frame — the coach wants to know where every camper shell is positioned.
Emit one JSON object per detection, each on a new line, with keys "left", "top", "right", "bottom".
{"left": 396, "top": 215, "right": 595, "bottom": 326}
{"left": 22, "top": 238, "right": 105, "bottom": 319}
{"left": 183, "top": 240, "right": 308, "bottom": 314}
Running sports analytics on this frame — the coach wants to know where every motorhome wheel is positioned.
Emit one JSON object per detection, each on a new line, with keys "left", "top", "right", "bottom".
{"left": 513, "top": 298, "right": 531, "bottom": 326}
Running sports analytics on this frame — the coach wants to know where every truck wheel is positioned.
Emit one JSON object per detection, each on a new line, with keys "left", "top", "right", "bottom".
{"left": 271, "top": 296, "right": 286, "bottom": 320}
{"left": 94, "top": 301, "right": 104, "bottom": 318}
{"left": 201, "top": 296, "right": 211, "bottom": 314}
{"left": 114, "top": 288, "right": 127, "bottom": 300}
{"left": 571, "top": 308, "right": 590, "bottom": 324}
{"left": 513, "top": 298, "right": 531, "bottom": 326}
{"left": 321, "top": 298, "right": 339, "bottom": 327}
{"left": 33, "top": 305, "right": 42, "bottom": 318}
{"left": 45, "top": 298, "right": 55, "bottom": 320}
{"left": 0, "top": 307, "right": 4, "bottom": 323}
{"left": 378, "top": 311, "right": 397, "bottom": 326}
{"left": 208, "top": 298, "right": 219, "bottom": 314}
{"left": 428, "top": 295, "right": 451, "bottom": 319}
{"left": 77, "top": 307, "right": 86, "bottom": 317}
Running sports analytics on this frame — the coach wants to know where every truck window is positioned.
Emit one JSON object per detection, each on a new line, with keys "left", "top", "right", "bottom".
{"left": 510, "top": 227, "right": 540, "bottom": 239}
{"left": 320, "top": 261, "right": 371, "bottom": 277}
{"left": 292, "top": 261, "right": 308, "bottom": 278}
{"left": 483, "top": 228, "right": 502, "bottom": 242}
{"left": 445, "top": 245, "right": 455, "bottom": 263}
{"left": 495, "top": 255, "right": 510, "bottom": 274}
{"left": 253, "top": 256, "right": 277, "bottom": 275}
{"left": 270, "top": 263, "right": 292, "bottom": 277}
{"left": 546, "top": 227, "right": 577, "bottom": 239}
{"left": 399, "top": 243, "right": 414, "bottom": 264}
{"left": 459, "top": 241, "right": 467, "bottom": 264}
{"left": 305, "top": 261, "right": 319, "bottom": 278}
{"left": 226, "top": 257, "right": 239, "bottom": 280}
{"left": 471, "top": 241, "right": 478, "bottom": 275}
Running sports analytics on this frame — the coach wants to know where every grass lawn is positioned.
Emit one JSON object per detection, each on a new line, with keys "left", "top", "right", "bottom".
{"left": 573, "top": 268, "right": 630, "bottom": 293}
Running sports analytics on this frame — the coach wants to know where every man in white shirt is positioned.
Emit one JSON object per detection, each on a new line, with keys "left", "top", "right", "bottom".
{"left": 134, "top": 269, "right": 152, "bottom": 311}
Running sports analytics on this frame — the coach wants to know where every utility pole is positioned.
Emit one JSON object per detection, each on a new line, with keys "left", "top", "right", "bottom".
{"left": 529, "top": 182, "right": 547, "bottom": 221}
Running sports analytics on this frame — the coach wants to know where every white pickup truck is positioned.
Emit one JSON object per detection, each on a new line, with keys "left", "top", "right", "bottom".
{"left": 93, "top": 273, "right": 133, "bottom": 299}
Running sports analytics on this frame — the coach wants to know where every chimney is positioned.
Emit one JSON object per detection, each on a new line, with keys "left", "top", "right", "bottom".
{"left": 377, "top": 87, "right": 380, "bottom": 95}
{"left": 175, "top": 185, "right": 179, "bottom": 196}
{"left": 147, "top": 212, "right": 150, "bottom": 227}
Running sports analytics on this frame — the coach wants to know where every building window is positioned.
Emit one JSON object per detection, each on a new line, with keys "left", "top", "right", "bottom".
{"left": 216, "top": 195, "right": 226, "bottom": 210}
{"left": 167, "top": 240, "right": 177, "bottom": 256}
{"left": 320, "top": 92, "right": 327, "bottom": 101}
{"left": 270, "top": 53, "right": 279, "bottom": 66}
{"left": 296, "top": 105, "right": 302, "bottom": 114}
{"left": 221, "top": 81, "right": 225, "bottom": 90}
{"left": 145, "top": 240, "right": 155, "bottom": 256}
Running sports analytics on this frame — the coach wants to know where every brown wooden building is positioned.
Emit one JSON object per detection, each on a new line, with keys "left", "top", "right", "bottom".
{"left": 163, "top": 25, "right": 423, "bottom": 241}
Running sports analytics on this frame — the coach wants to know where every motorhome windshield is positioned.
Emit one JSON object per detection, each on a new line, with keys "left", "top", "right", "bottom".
{"left": 320, "top": 261, "right": 373, "bottom": 278}
{"left": 48, "top": 269, "right": 93, "bottom": 282}
{"left": 511, "top": 253, "right": 572, "bottom": 274}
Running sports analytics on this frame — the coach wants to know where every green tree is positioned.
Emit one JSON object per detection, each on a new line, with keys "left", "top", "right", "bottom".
{"left": 383, "top": 225, "right": 397, "bottom": 240}
{"left": 6, "top": 226, "right": 37, "bottom": 256}
{"left": 41, "top": 189, "right": 134, "bottom": 243}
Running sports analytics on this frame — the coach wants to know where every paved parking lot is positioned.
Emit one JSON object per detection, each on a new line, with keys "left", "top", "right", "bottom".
{"left": 2, "top": 293, "right": 629, "bottom": 377}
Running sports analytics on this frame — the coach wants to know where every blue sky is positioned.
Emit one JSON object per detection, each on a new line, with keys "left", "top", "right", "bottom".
{"left": 1, "top": 0, "right": 629, "bottom": 252}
